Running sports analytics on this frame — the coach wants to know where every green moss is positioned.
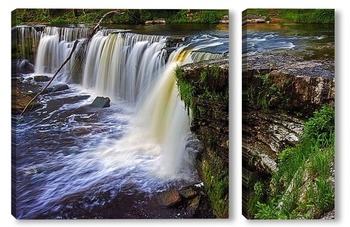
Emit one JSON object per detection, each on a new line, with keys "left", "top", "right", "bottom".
{"left": 176, "top": 62, "right": 229, "bottom": 218}
{"left": 253, "top": 105, "right": 335, "bottom": 219}
{"left": 175, "top": 66, "right": 196, "bottom": 117}
{"left": 201, "top": 155, "right": 229, "bottom": 218}
{"left": 248, "top": 74, "right": 282, "bottom": 110}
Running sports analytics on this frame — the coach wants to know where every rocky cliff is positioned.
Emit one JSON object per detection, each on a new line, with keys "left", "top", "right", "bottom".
{"left": 176, "top": 58, "right": 229, "bottom": 218}
{"left": 242, "top": 62, "right": 335, "bottom": 218}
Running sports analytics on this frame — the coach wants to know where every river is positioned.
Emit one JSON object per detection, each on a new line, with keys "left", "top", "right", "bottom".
{"left": 12, "top": 24, "right": 229, "bottom": 219}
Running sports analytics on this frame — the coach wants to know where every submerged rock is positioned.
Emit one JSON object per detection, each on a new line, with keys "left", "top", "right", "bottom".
{"left": 33, "top": 75, "right": 50, "bottom": 82}
{"left": 14, "top": 59, "right": 35, "bottom": 74}
{"left": 90, "top": 96, "right": 111, "bottom": 108}
{"left": 12, "top": 87, "right": 40, "bottom": 114}
{"left": 43, "top": 83, "right": 69, "bottom": 94}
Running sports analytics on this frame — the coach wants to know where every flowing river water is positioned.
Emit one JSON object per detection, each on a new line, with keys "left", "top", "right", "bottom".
{"left": 12, "top": 24, "right": 228, "bottom": 219}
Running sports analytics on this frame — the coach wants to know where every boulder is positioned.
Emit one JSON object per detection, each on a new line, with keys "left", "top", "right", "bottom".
{"left": 220, "top": 15, "right": 229, "bottom": 24}
{"left": 246, "top": 15, "right": 267, "bottom": 23}
{"left": 14, "top": 59, "right": 35, "bottom": 74}
{"left": 33, "top": 75, "right": 50, "bottom": 82}
{"left": 44, "top": 83, "right": 69, "bottom": 93}
{"left": 158, "top": 188, "right": 181, "bottom": 208}
{"left": 90, "top": 96, "right": 111, "bottom": 108}
{"left": 145, "top": 19, "right": 166, "bottom": 25}
{"left": 186, "top": 195, "right": 201, "bottom": 215}
{"left": 179, "top": 187, "right": 197, "bottom": 199}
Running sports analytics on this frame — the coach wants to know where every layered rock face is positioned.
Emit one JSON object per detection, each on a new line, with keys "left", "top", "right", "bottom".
{"left": 176, "top": 58, "right": 229, "bottom": 218}
{"left": 242, "top": 64, "right": 335, "bottom": 218}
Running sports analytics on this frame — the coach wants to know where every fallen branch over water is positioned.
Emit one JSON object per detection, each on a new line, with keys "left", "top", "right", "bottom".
{"left": 20, "top": 40, "right": 79, "bottom": 116}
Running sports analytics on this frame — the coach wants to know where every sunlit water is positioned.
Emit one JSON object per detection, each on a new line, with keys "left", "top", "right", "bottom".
{"left": 243, "top": 23, "right": 334, "bottom": 61}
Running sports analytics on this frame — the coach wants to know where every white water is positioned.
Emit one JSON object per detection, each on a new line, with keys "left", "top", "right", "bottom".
{"left": 82, "top": 32, "right": 167, "bottom": 102}
{"left": 15, "top": 26, "right": 227, "bottom": 218}
{"left": 31, "top": 27, "right": 226, "bottom": 180}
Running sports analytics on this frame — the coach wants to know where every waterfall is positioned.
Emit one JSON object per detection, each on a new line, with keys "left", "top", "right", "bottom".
{"left": 12, "top": 25, "right": 42, "bottom": 61}
{"left": 34, "top": 27, "right": 91, "bottom": 75}
{"left": 31, "top": 27, "right": 225, "bottom": 178}
{"left": 82, "top": 32, "right": 167, "bottom": 102}
{"left": 14, "top": 26, "right": 228, "bottom": 218}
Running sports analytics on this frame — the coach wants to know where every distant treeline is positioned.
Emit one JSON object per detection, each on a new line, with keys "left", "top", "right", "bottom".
{"left": 12, "top": 9, "right": 229, "bottom": 26}
{"left": 247, "top": 9, "right": 334, "bottom": 24}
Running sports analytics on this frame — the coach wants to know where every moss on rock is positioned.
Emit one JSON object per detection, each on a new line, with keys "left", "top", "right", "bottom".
{"left": 176, "top": 58, "right": 229, "bottom": 218}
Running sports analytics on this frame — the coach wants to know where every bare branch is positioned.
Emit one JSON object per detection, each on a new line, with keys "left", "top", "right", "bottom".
{"left": 20, "top": 40, "right": 79, "bottom": 116}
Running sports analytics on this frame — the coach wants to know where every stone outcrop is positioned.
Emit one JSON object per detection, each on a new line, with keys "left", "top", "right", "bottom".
{"left": 220, "top": 15, "right": 229, "bottom": 24}
{"left": 90, "top": 96, "right": 111, "bottom": 108}
{"left": 242, "top": 65, "right": 335, "bottom": 218}
{"left": 245, "top": 14, "right": 267, "bottom": 23}
{"left": 43, "top": 83, "right": 70, "bottom": 94}
{"left": 176, "top": 58, "right": 229, "bottom": 218}
{"left": 33, "top": 75, "right": 50, "bottom": 82}
{"left": 145, "top": 18, "right": 166, "bottom": 25}
{"left": 242, "top": 67, "right": 335, "bottom": 172}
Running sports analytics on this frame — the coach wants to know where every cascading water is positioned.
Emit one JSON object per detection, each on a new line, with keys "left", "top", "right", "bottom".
{"left": 82, "top": 32, "right": 167, "bottom": 102}
{"left": 12, "top": 25, "right": 43, "bottom": 61}
{"left": 13, "top": 25, "right": 228, "bottom": 219}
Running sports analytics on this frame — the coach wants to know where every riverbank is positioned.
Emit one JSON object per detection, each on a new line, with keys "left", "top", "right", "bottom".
{"left": 242, "top": 9, "right": 335, "bottom": 219}
{"left": 12, "top": 9, "right": 229, "bottom": 26}
{"left": 244, "top": 9, "right": 334, "bottom": 24}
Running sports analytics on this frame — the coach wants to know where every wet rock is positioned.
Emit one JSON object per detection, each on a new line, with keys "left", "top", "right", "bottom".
{"left": 13, "top": 59, "right": 35, "bottom": 74}
{"left": 186, "top": 195, "right": 201, "bottom": 215}
{"left": 44, "top": 83, "right": 69, "bottom": 93}
{"left": 179, "top": 187, "right": 197, "bottom": 199}
{"left": 90, "top": 96, "right": 111, "bottom": 108}
{"left": 72, "top": 127, "right": 91, "bottom": 136}
{"left": 145, "top": 18, "right": 166, "bottom": 25}
{"left": 166, "top": 36, "right": 187, "bottom": 48}
{"left": 158, "top": 188, "right": 181, "bottom": 208}
{"left": 12, "top": 87, "right": 40, "bottom": 114}
{"left": 33, "top": 75, "right": 50, "bottom": 82}
{"left": 176, "top": 59, "right": 229, "bottom": 218}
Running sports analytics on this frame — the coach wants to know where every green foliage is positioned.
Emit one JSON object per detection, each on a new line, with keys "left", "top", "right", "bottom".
{"left": 201, "top": 156, "right": 229, "bottom": 218}
{"left": 253, "top": 181, "right": 264, "bottom": 197}
{"left": 195, "top": 10, "right": 224, "bottom": 24}
{"left": 303, "top": 105, "right": 335, "bottom": 143}
{"left": 175, "top": 66, "right": 195, "bottom": 116}
{"left": 248, "top": 74, "right": 281, "bottom": 110}
{"left": 255, "top": 201, "right": 288, "bottom": 219}
{"left": 246, "top": 9, "right": 269, "bottom": 17}
{"left": 253, "top": 105, "right": 335, "bottom": 219}
{"left": 278, "top": 9, "right": 334, "bottom": 24}
{"left": 12, "top": 9, "right": 229, "bottom": 26}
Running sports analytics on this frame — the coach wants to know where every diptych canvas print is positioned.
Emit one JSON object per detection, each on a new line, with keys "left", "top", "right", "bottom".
{"left": 11, "top": 7, "right": 335, "bottom": 221}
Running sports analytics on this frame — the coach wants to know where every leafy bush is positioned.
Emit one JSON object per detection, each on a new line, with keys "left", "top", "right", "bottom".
{"left": 303, "top": 105, "right": 335, "bottom": 142}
